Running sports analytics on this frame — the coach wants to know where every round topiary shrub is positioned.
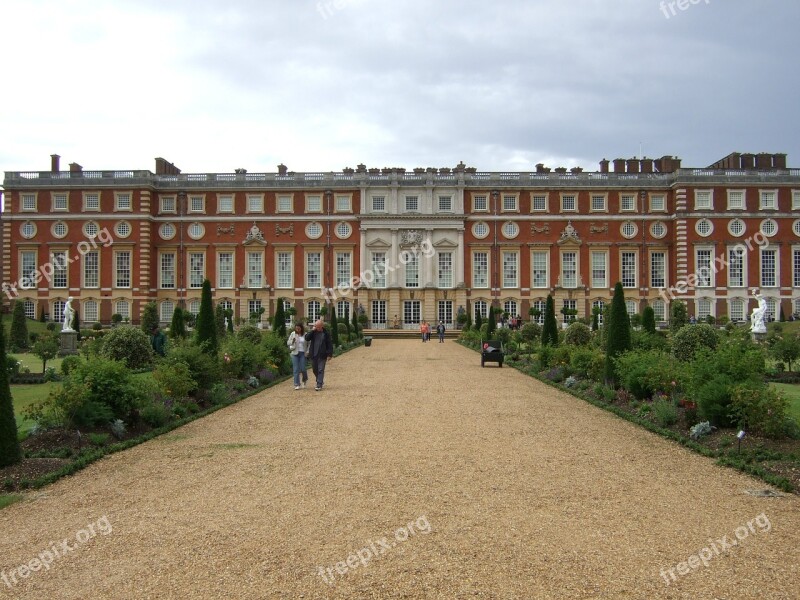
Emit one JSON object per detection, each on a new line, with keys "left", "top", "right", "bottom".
{"left": 99, "top": 326, "right": 154, "bottom": 369}
{"left": 564, "top": 322, "right": 592, "bottom": 346}
{"left": 672, "top": 323, "right": 719, "bottom": 362}
{"left": 60, "top": 355, "right": 83, "bottom": 376}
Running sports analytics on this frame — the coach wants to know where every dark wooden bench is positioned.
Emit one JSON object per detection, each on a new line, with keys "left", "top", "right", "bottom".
{"left": 480, "top": 339, "right": 504, "bottom": 367}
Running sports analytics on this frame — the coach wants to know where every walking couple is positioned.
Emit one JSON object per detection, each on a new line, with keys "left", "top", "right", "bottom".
{"left": 287, "top": 320, "right": 333, "bottom": 392}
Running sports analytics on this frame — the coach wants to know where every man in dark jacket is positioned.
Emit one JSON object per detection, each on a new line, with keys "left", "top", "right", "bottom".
{"left": 305, "top": 319, "right": 333, "bottom": 391}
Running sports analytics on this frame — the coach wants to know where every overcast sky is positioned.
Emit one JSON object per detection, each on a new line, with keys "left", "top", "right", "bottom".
{"left": 1, "top": 0, "right": 798, "bottom": 176}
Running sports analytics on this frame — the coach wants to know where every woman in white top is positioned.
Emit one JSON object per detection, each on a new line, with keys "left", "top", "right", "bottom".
{"left": 287, "top": 323, "right": 309, "bottom": 390}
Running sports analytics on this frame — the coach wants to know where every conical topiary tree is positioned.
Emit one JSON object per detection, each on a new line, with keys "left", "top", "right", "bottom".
{"left": 272, "top": 298, "right": 287, "bottom": 339}
{"left": 215, "top": 304, "right": 226, "bottom": 339}
{"left": 604, "top": 282, "right": 632, "bottom": 385}
{"left": 542, "top": 295, "right": 559, "bottom": 346}
{"left": 170, "top": 306, "right": 186, "bottom": 339}
{"left": 195, "top": 279, "right": 218, "bottom": 355}
{"left": 670, "top": 300, "right": 688, "bottom": 334}
{"left": 0, "top": 314, "right": 22, "bottom": 467}
{"left": 10, "top": 301, "right": 29, "bottom": 351}
{"left": 642, "top": 305, "right": 656, "bottom": 334}
{"left": 351, "top": 307, "right": 360, "bottom": 339}
{"left": 486, "top": 305, "right": 497, "bottom": 337}
{"left": 474, "top": 310, "right": 483, "bottom": 331}
{"left": 226, "top": 309, "right": 234, "bottom": 333}
{"left": 141, "top": 301, "right": 159, "bottom": 334}
{"left": 330, "top": 306, "right": 340, "bottom": 347}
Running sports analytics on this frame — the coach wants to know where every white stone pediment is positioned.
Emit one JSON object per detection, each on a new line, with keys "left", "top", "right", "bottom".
{"left": 433, "top": 238, "right": 459, "bottom": 249}
{"left": 366, "top": 237, "right": 391, "bottom": 249}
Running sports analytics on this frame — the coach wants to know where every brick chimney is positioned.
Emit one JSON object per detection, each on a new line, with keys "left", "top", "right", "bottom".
{"left": 640, "top": 159, "right": 653, "bottom": 173}
{"left": 69, "top": 162, "right": 82, "bottom": 173}
{"left": 740, "top": 154, "right": 756, "bottom": 169}
{"left": 599, "top": 159, "right": 609, "bottom": 173}
{"left": 626, "top": 158, "right": 640, "bottom": 174}
{"left": 155, "top": 157, "right": 181, "bottom": 175}
{"left": 50, "top": 154, "right": 60, "bottom": 172}
{"left": 277, "top": 164, "right": 288, "bottom": 176}
{"left": 535, "top": 163, "right": 546, "bottom": 173}
{"left": 756, "top": 153, "right": 772, "bottom": 169}
{"left": 613, "top": 159, "right": 626, "bottom": 173}
{"left": 773, "top": 153, "right": 787, "bottom": 169}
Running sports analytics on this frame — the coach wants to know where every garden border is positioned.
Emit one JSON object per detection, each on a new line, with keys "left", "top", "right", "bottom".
{"left": 458, "top": 340, "right": 794, "bottom": 493}
{"left": 7, "top": 340, "right": 362, "bottom": 500}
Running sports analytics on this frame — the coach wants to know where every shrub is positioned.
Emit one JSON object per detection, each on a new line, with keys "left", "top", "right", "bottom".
{"left": 604, "top": 282, "right": 632, "bottom": 384}
{"left": 689, "top": 421, "right": 714, "bottom": 440}
{"left": 492, "top": 327, "right": 513, "bottom": 345}
{"left": 672, "top": 323, "right": 719, "bottom": 362}
{"left": 89, "top": 432, "right": 111, "bottom": 447}
{"left": 221, "top": 336, "right": 267, "bottom": 378}
{"left": 631, "top": 329, "right": 669, "bottom": 352}
{"left": 272, "top": 298, "right": 288, "bottom": 339}
{"left": 652, "top": 397, "right": 678, "bottom": 427}
{"left": 100, "top": 326, "right": 154, "bottom": 369}
{"left": 670, "top": 300, "right": 688, "bottom": 334}
{"left": 237, "top": 325, "right": 263, "bottom": 345}
{"left": 195, "top": 279, "right": 218, "bottom": 355}
{"left": 71, "top": 357, "right": 148, "bottom": 421}
{"left": 552, "top": 345, "right": 572, "bottom": 370}
{"left": 519, "top": 322, "right": 541, "bottom": 347}
{"left": 262, "top": 332, "right": 291, "bottom": 376}
{"left": 695, "top": 375, "right": 735, "bottom": 427}
{"left": 92, "top": 322, "right": 103, "bottom": 331}
{"left": 729, "top": 384, "right": 789, "bottom": 438}
{"left": 642, "top": 306, "right": 656, "bottom": 334}
{"left": 542, "top": 296, "right": 558, "bottom": 347}
{"left": 61, "top": 355, "right": 83, "bottom": 377}
{"left": 170, "top": 307, "right": 187, "bottom": 339}
{"left": 9, "top": 302, "right": 29, "bottom": 351}
{"left": 616, "top": 350, "right": 683, "bottom": 401}
{"left": 140, "top": 302, "right": 159, "bottom": 335}
{"left": 564, "top": 322, "right": 591, "bottom": 346}
{"left": 32, "top": 334, "right": 59, "bottom": 372}
{"left": 210, "top": 383, "right": 229, "bottom": 405}
{"left": 110, "top": 419, "right": 127, "bottom": 440}
{"left": 537, "top": 345, "right": 554, "bottom": 369}
{"left": 168, "top": 342, "right": 222, "bottom": 393}
{"left": 570, "top": 348, "right": 604, "bottom": 380}
{"left": 153, "top": 359, "right": 195, "bottom": 401}
{"left": 140, "top": 400, "right": 171, "bottom": 428}
{"left": 6, "top": 356, "right": 20, "bottom": 378}
{"left": 0, "top": 316, "right": 22, "bottom": 467}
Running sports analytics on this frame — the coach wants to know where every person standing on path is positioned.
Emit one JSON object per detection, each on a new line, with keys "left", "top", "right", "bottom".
{"left": 436, "top": 321, "right": 446, "bottom": 343}
{"left": 287, "top": 323, "right": 309, "bottom": 390}
{"left": 420, "top": 321, "right": 427, "bottom": 342}
{"left": 305, "top": 319, "right": 333, "bottom": 391}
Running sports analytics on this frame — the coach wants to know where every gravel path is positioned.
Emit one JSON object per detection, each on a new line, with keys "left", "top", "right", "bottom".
{"left": 1, "top": 340, "right": 798, "bottom": 599}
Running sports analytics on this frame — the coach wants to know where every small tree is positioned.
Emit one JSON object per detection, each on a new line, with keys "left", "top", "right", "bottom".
{"left": 0, "top": 314, "right": 22, "bottom": 467}
{"left": 141, "top": 301, "right": 159, "bottom": 334}
{"left": 272, "top": 299, "right": 287, "bottom": 339}
{"left": 474, "top": 311, "right": 483, "bottom": 331}
{"left": 170, "top": 307, "right": 187, "bottom": 339}
{"left": 10, "top": 302, "right": 29, "bottom": 351}
{"left": 39, "top": 306, "right": 46, "bottom": 323}
{"left": 642, "top": 306, "right": 656, "bottom": 334}
{"left": 464, "top": 311, "right": 472, "bottom": 331}
{"left": 670, "top": 300, "right": 688, "bottom": 334}
{"left": 101, "top": 326, "right": 154, "bottom": 369}
{"left": 72, "top": 310, "right": 81, "bottom": 341}
{"left": 486, "top": 306, "right": 497, "bottom": 337}
{"left": 542, "top": 295, "right": 559, "bottom": 347}
{"left": 195, "top": 279, "right": 218, "bottom": 355}
{"left": 591, "top": 306, "right": 600, "bottom": 332}
{"left": 604, "top": 283, "right": 632, "bottom": 384}
{"left": 779, "top": 304, "right": 786, "bottom": 322}
{"left": 330, "top": 307, "right": 340, "bottom": 347}
{"left": 32, "top": 333, "right": 60, "bottom": 373}
{"left": 225, "top": 309, "right": 234, "bottom": 334}
{"left": 215, "top": 304, "right": 227, "bottom": 339}
{"left": 351, "top": 308, "right": 360, "bottom": 339}
{"left": 770, "top": 335, "right": 800, "bottom": 372}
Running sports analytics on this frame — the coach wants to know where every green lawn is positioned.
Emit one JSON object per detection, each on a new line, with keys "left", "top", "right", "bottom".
{"left": 11, "top": 382, "right": 59, "bottom": 436}
{"left": 770, "top": 382, "right": 800, "bottom": 422}
{"left": 9, "top": 353, "right": 64, "bottom": 374}
{"left": 2, "top": 316, "right": 53, "bottom": 339}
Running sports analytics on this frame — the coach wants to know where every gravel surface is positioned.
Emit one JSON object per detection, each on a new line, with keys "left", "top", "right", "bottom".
{"left": 1, "top": 340, "right": 798, "bottom": 599}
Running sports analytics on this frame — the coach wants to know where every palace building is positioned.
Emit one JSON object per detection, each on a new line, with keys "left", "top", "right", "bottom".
{"left": 2, "top": 152, "right": 799, "bottom": 329}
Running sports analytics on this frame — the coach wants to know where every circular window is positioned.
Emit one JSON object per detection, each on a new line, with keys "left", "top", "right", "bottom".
{"left": 695, "top": 219, "right": 713, "bottom": 237}
{"left": 473, "top": 221, "right": 489, "bottom": 239}
{"left": 793, "top": 219, "right": 800, "bottom": 237}
{"left": 20, "top": 221, "right": 37, "bottom": 239}
{"left": 760, "top": 219, "right": 777, "bottom": 237}
{"left": 83, "top": 222, "right": 99, "bottom": 238}
{"left": 160, "top": 223, "right": 176, "bottom": 240}
{"left": 115, "top": 221, "right": 132, "bottom": 238}
{"left": 502, "top": 222, "right": 519, "bottom": 239}
{"left": 188, "top": 222, "right": 205, "bottom": 240}
{"left": 335, "top": 222, "right": 352, "bottom": 239}
{"left": 306, "top": 222, "right": 323, "bottom": 239}
{"left": 52, "top": 221, "right": 68, "bottom": 238}
{"left": 620, "top": 221, "right": 638, "bottom": 239}
{"left": 728, "top": 219, "right": 746, "bottom": 237}
{"left": 649, "top": 222, "right": 666, "bottom": 239}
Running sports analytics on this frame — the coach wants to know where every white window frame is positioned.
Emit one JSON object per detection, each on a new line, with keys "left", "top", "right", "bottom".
{"left": 114, "top": 250, "right": 132, "bottom": 289}
{"left": 620, "top": 194, "right": 636, "bottom": 212}
{"left": 371, "top": 252, "right": 386, "bottom": 288}
{"left": 472, "top": 194, "right": 488, "bottom": 212}
{"left": 217, "top": 194, "right": 234, "bottom": 213}
{"left": 277, "top": 194, "right": 293, "bottom": 213}
{"left": 531, "top": 194, "right": 548, "bottom": 212}
{"left": 759, "top": 189, "right": 778, "bottom": 210}
{"left": 115, "top": 192, "right": 133, "bottom": 212}
{"left": 561, "top": 251, "right": 577, "bottom": 288}
{"left": 217, "top": 252, "right": 234, "bottom": 289}
{"left": 590, "top": 251, "right": 607, "bottom": 289}
{"left": 52, "top": 192, "right": 68, "bottom": 211}
{"left": 650, "top": 251, "right": 666, "bottom": 289}
{"left": 694, "top": 189, "right": 713, "bottom": 210}
{"left": 404, "top": 195, "right": 419, "bottom": 212}
{"left": 438, "top": 195, "right": 453, "bottom": 212}
{"left": 502, "top": 251, "right": 518, "bottom": 288}
{"left": 83, "top": 250, "right": 99, "bottom": 289}
{"left": 560, "top": 194, "right": 577, "bottom": 213}
{"left": 371, "top": 196, "right": 386, "bottom": 212}
{"left": 160, "top": 195, "right": 176, "bottom": 214}
{"left": 649, "top": 194, "right": 666, "bottom": 212}
{"left": 501, "top": 194, "right": 518, "bottom": 212}
{"left": 336, "top": 251, "right": 352, "bottom": 288}
{"left": 306, "top": 251, "right": 322, "bottom": 289}
{"left": 189, "top": 252, "right": 205, "bottom": 289}
{"left": 728, "top": 247, "right": 746, "bottom": 288}
{"left": 305, "top": 194, "right": 322, "bottom": 213}
{"left": 473, "top": 251, "right": 489, "bottom": 288}
{"left": 160, "top": 252, "right": 176, "bottom": 290}
{"left": 276, "top": 251, "right": 292, "bottom": 289}
{"left": 760, "top": 248, "right": 778, "bottom": 288}
{"left": 531, "top": 251, "right": 549, "bottom": 289}
{"left": 695, "top": 247, "right": 714, "bottom": 288}
{"left": 404, "top": 251, "right": 419, "bottom": 288}
{"left": 20, "top": 251, "right": 38, "bottom": 290}
{"left": 247, "top": 194, "right": 264, "bottom": 213}
{"left": 727, "top": 190, "right": 745, "bottom": 210}
{"left": 621, "top": 251, "right": 637, "bottom": 289}
{"left": 335, "top": 194, "right": 352, "bottom": 213}
{"left": 590, "top": 194, "right": 607, "bottom": 212}
{"left": 51, "top": 250, "right": 68, "bottom": 289}
{"left": 438, "top": 252, "right": 453, "bottom": 288}
{"left": 83, "top": 192, "right": 100, "bottom": 212}
{"left": 21, "top": 193, "right": 37, "bottom": 211}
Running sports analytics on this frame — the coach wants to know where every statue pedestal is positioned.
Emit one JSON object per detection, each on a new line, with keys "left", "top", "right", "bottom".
{"left": 751, "top": 331, "right": 767, "bottom": 343}
{"left": 59, "top": 331, "right": 79, "bottom": 356}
